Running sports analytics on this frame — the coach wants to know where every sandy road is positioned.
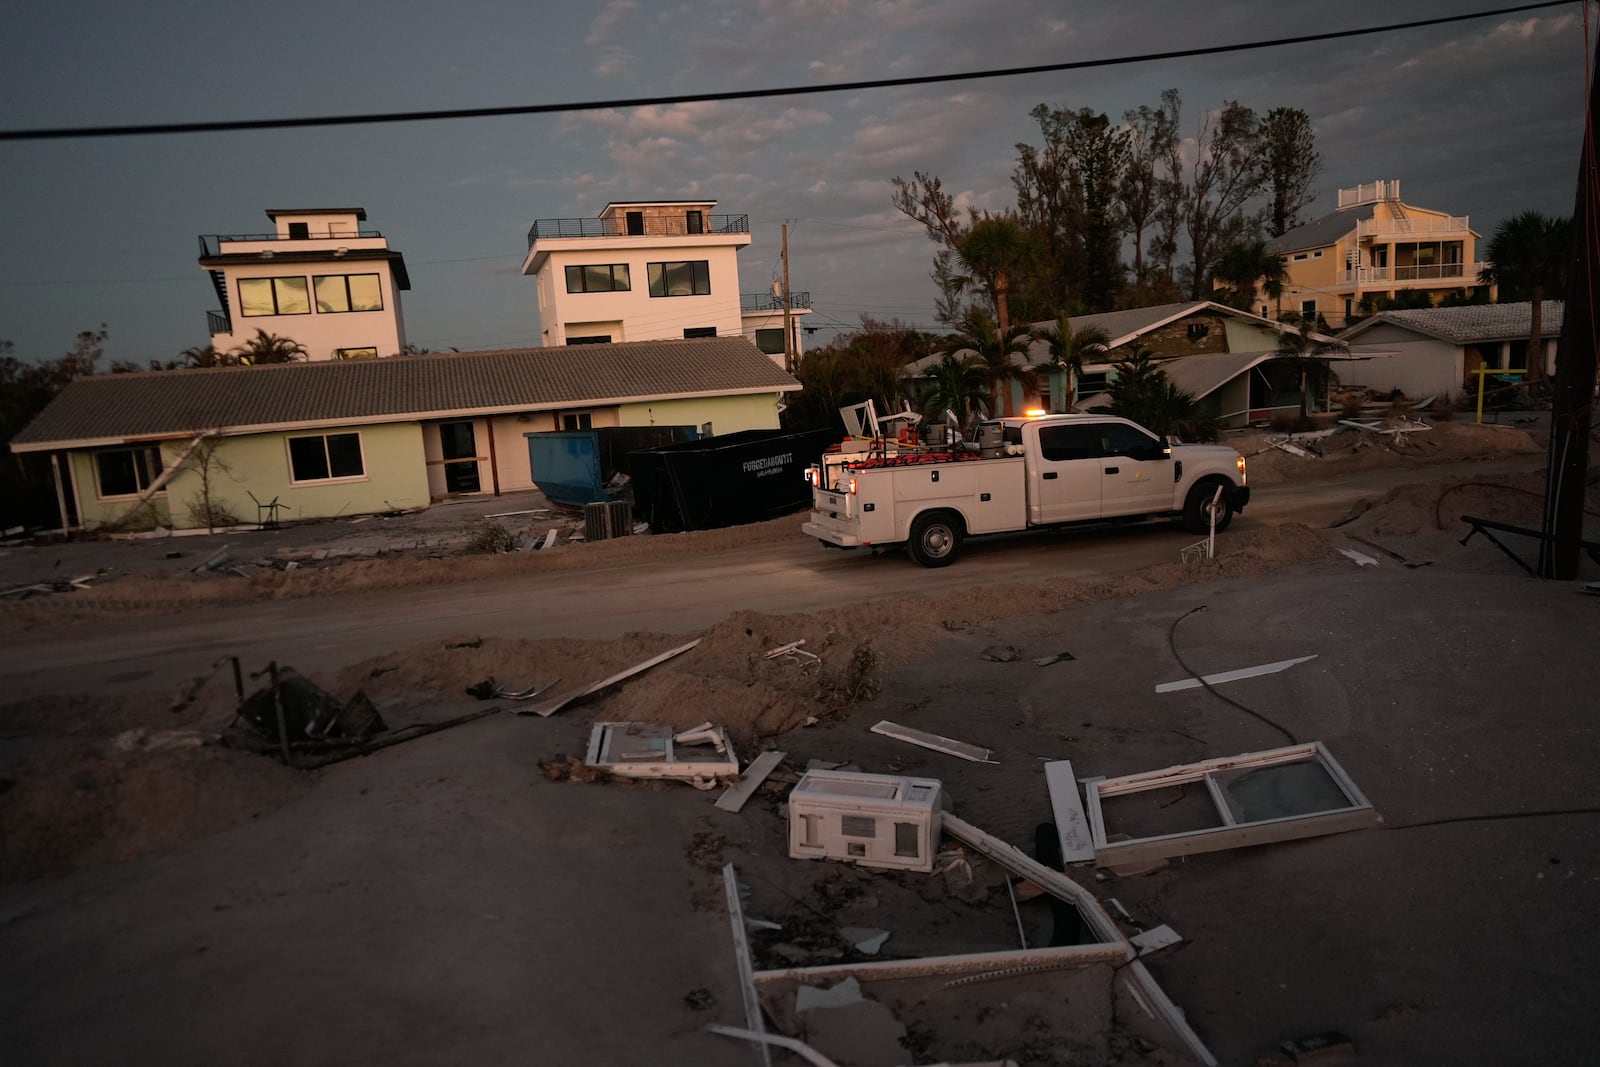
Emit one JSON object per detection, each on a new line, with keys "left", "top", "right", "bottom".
{"left": 0, "top": 455, "right": 1540, "bottom": 700}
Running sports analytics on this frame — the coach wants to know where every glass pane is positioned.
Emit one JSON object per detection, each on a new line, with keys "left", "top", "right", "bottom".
{"left": 612, "top": 264, "right": 630, "bottom": 291}
{"left": 348, "top": 274, "right": 382, "bottom": 311}
{"left": 1102, "top": 424, "right": 1157, "bottom": 458}
{"left": 275, "top": 277, "right": 310, "bottom": 315}
{"left": 1099, "top": 785, "right": 1224, "bottom": 839}
{"left": 755, "top": 328, "right": 784, "bottom": 354}
{"left": 1038, "top": 425, "right": 1097, "bottom": 462}
{"left": 239, "top": 278, "right": 276, "bottom": 317}
{"left": 136, "top": 447, "right": 163, "bottom": 489}
{"left": 438, "top": 421, "right": 476, "bottom": 459}
{"left": 314, "top": 275, "right": 349, "bottom": 313}
{"left": 692, "top": 260, "right": 710, "bottom": 294}
{"left": 289, "top": 436, "right": 329, "bottom": 481}
{"left": 565, "top": 265, "right": 584, "bottom": 293}
{"left": 648, "top": 263, "right": 666, "bottom": 297}
{"left": 1216, "top": 760, "right": 1353, "bottom": 823}
{"left": 585, "top": 264, "right": 612, "bottom": 292}
{"left": 666, "top": 261, "right": 693, "bottom": 296}
{"left": 96, "top": 450, "right": 138, "bottom": 496}
{"left": 325, "top": 433, "right": 364, "bottom": 478}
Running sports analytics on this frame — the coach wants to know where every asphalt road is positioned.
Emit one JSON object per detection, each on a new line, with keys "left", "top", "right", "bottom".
{"left": 0, "top": 455, "right": 1541, "bottom": 701}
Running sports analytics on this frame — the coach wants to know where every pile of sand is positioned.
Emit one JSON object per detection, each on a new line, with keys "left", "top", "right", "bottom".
{"left": 1237, "top": 420, "right": 1541, "bottom": 486}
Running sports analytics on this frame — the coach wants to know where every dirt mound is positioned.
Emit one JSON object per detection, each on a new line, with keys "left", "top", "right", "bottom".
{"left": 1336, "top": 471, "right": 1564, "bottom": 538}
{"left": 1237, "top": 420, "right": 1540, "bottom": 486}
{"left": 0, "top": 742, "right": 306, "bottom": 881}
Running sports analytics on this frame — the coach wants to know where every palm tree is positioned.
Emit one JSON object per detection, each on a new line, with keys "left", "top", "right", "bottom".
{"left": 181, "top": 344, "right": 235, "bottom": 368}
{"left": 230, "top": 329, "right": 307, "bottom": 365}
{"left": 919, "top": 352, "right": 989, "bottom": 430}
{"left": 1274, "top": 313, "right": 1343, "bottom": 417}
{"left": 1480, "top": 209, "right": 1572, "bottom": 383}
{"left": 957, "top": 214, "right": 1036, "bottom": 332}
{"left": 1032, "top": 313, "right": 1110, "bottom": 412}
{"left": 955, "top": 310, "right": 1035, "bottom": 418}
{"left": 1104, "top": 346, "right": 1215, "bottom": 440}
{"left": 1212, "top": 239, "right": 1288, "bottom": 315}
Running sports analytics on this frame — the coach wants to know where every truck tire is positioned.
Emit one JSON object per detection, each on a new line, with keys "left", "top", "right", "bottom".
{"left": 908, "top": 511, "right": 963, "bottom": 567}
{"left": 1182, "top": 479, "right": 1235, "bottom": 534}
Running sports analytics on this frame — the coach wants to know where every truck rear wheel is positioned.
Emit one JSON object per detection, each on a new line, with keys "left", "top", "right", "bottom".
{"left": 1182, "top": 479, "right": 1235, "bottom": 534}
{"left": 908, "top": 511, "right": 963, "bottom": 567}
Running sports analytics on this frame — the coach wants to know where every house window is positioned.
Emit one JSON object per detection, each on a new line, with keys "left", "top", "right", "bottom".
{"left": 336, "top": 347, "right": 379, "bottom": 360}
{"left": 1301, "top": 299, "right": 1318, "bottom": 318}
{"left": 754, "top": 328, "right": 785, "bottom": 355}
{"left": 561, "top": 413, "right": 593, "bottom": 431}
{"left": 288, "top": 432, "right": 365, "bottom": 483}
{"left": 94, "top": 446, "right": 164, "bottom": 499}
{"left": 683, "top": 326, "right": 717, "bottom": 339}
{"left": 564, "top": 263, "right": 631, "bottom": 293}
{"left": 1292, "top": 252, "right": 1310, "bottom": 261}
{"left": 1186, "top": 323, "right": 1209, "bottom": 341}
{"left": 1075, "top": 371, "right": 1109, "bottom": 398}
{"left": 647, "top": 260, "right": 711, "bottom": 297}
{"left": 686, "top": 210, "right": 704, "bottom": 234}
{"left": 287, "top": 222, "right": 310, "bottom": 239}
{"left": 1313, "top": 250, "right": 1324, "bottom": 258}
{"left": 239, "top": 276, "right": 310, "bottom": 317}
{"left": 566, "top": 334, "right": 612, "bottom": 345}
{"left": 314, "top": 273, "right": 383, "bottom": 313}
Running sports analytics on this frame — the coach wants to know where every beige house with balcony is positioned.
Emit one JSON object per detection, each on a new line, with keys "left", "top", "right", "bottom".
{"left": 199, "top": 208, "right": 410, "bottom": 361}
{"left": 521, "top": 199, "right": 809, "bottom": 365}
{"left": 1264, "top": 181, "right": 1486, "bottom": 329}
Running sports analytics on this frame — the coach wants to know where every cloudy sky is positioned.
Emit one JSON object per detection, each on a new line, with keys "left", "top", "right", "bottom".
{"left": 1, "top": 0, "right": 1590, "bottom": 363}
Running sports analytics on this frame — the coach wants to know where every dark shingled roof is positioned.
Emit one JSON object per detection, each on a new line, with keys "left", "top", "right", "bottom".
{"left": 1264, "top": 205, "right": 1375, "bottom": 255}
{"left": 12, "top": 338, "right": 799, "bottom": 451}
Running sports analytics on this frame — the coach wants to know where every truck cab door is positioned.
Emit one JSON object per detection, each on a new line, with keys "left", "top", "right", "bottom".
{"left": 1033, "top": 423, "right": 1103, "bottom": 523}
{"left": 1097, "top": 422, "right": 1174, "bottom": 516}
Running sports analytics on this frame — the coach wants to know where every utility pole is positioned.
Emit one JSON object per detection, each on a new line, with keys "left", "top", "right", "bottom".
{"left": 1539, "top": 42, "right": 1599, "bottom": 579}
{"left": 781, "top": 222, "right": 795, "bottom": 376}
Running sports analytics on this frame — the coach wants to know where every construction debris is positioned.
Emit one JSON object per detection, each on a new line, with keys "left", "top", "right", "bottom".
{"left": 837, "top": 927, "right": 890, "bottom": 955}
{"left": 765, "top": 640, "right": 821, "bottom": 669}
{"left": 1032, "top": 650, "right": 1075, "bottom": 666}
{"left": 1082, "top": 742, "right": 1381, "bottom": 868}
{"left": 584, "top": 721, "right": 737, "bottom": 784}
{"left": 1130, "top": 924, "right": 1183, "bottom": 956}
{"left": 520, "top": 638, "right": 701, "bottom": 717}
{"left": 1337, "top": 547, "right": 1380, "bottom": 567}
{"left": 1154, "top": 654, "right": 1317, "bottom": 694}
{"left": 1043, "top": 761, "right": 1095, "bottom": 864}
{"left": 465, "top": 677, "right": 561, "bottom": 701}
{"left": 0, "top": 572, "right": 101, "bottom": 599}
{"left": 870, "top": 720, "right": 995, "bottom": 763}
{"left": 716, "top": 750, "right": 787, "bottom": 813}
{"left": 788, "top": 769, "right": 944, "bottom": 872}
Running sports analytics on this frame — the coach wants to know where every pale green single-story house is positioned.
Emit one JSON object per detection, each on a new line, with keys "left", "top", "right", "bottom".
{"left": 11, "top": 337, "right": 800, "bottom": 531}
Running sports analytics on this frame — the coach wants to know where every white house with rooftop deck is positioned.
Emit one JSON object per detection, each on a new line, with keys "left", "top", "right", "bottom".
{"left": 521, "top": 199, "right": 810, "bottom": 366}
{"left": 199, "top": 208, "right": 411, "bottom": 362}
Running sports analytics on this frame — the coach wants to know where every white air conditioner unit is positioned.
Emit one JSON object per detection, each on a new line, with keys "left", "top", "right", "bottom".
{"left": 788, "top": 769, "right": 944, "bottom": 873}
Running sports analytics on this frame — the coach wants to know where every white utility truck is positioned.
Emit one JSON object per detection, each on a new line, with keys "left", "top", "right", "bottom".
{"left": 802, "top": 413, "right": 1250, "bottom": 567}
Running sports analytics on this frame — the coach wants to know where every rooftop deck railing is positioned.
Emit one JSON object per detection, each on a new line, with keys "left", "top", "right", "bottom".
{"left": 1355, "top": 216, "right": 1470, "bottom": 239}
{"left": 199, "top": 232, "right": 385, "bottom": 256}
{"left": 741, "top": 291, "right": 812, "bottom": 311}
{"left": 527, "top": 214, "right": 750, "bottom": 246}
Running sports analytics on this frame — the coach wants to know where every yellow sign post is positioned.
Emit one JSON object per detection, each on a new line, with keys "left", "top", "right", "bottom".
{"left": 1471, "top": 366, "right": 1527, "bottom": 424}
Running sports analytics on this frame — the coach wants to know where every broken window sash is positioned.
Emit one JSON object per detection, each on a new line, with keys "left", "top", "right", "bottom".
{"left": 585, "top": 722, "right": 738, "bottom": 779}
{"left": 1083, "top": 742, "right": 1379, "bottom": 868}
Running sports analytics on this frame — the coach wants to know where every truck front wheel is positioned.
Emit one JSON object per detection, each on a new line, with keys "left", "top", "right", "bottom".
{"left": 908, "top": 511, "right": 964, "bottom": 567}
{"left": 1182, "top": 479, "right": 1236, "bottom": 534}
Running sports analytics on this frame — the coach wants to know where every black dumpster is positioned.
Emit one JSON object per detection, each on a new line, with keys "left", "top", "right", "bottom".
{"left": 628, "top": 427, "right": 841, "bottom": 533}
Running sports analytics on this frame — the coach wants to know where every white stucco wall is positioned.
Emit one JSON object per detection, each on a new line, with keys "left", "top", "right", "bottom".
{"left": 1343, "top": 339, "right": 1464, "bottom": 399}
{"left": 211, "top": 261, "right": 406, "bottom": 361}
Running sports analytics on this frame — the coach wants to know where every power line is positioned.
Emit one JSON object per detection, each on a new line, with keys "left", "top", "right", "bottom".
{"left": 0, "top": 3, "right": 1568, "bottom": 142}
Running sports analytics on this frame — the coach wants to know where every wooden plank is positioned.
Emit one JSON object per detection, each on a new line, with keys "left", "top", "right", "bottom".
{"left": 716, "top": 750, "right": 786, "bottom": 813}
{"left": 1044, "top": 761, "right": 1096, "bottom": 863}
{"left": 1154, "top": 655, "right": 1317, "bottom": 693}
{"left": 520, "top": 638, "right": 700, "bottom": 717}
{"left": 751, "top": 942, "right": 1125, "bottom": 985}
{"left": 721, "top": 865, "right": 772, "bottom": 1067}
{"left": 869, "top": 720, "right": 993, "bottom": 763}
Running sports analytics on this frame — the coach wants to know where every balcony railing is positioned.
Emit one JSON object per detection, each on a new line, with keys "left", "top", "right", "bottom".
{"left": 199, "top": 231, "right": 384, "bottom": 256}
{"left": 1337, "top": 180, "right": 1401, "bottom": 208}
{"left": 741, "top": 291, "right": 812, "bottom": 311}
{"left": 1339, "top": 262, "right": 1483, "bottom": 285}
{"left": 527, "top": 214, "right": 750, "bottom": 246}
{"left": 207, "top": 310, "right": 231, "bottom": 336}
{"left": 1355, "top": 216, "right": 1470, "bottom": 239}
